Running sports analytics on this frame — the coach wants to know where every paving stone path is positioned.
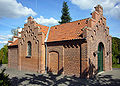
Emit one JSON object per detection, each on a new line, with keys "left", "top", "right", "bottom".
{"left": 0, "top": 64, "right": 120, "bottom": 86}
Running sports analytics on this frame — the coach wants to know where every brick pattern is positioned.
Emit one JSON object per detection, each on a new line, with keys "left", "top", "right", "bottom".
{"left": 47, "top": 43, "right": 63, "bottom": 74}
{"left": 86, "top": 5, "right": 112, "bottom": 75}
{"left": 64, "top": 43, "right": 80, "bottom": 76}
{"left": 16, "top": 17, "right": 48, "bottom": 73}
{"left": 8, "top": 5, "right": 112, "bottom": 78}
{"left": 49, "top": 52, "right": 59, "bottom": 73}
{"left": 47, "top": 40, "right": 86, "bottom": 77}
{"left": 8, "top": 47, "right": 18, "bottom": 69}
{"left": 47, "top": 5, "right": 112, "bottom": 77}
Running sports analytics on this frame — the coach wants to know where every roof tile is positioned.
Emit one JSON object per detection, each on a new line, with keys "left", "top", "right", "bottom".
{"left": 47, "top": 18, "right": 89, "bottom": 42}
{"left": 9, "top": 39, "right": 18, "bottom": 46}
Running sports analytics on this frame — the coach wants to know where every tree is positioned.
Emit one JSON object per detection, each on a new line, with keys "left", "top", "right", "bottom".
{"left": 112, "top": 37, "right": 120, "bottom": 64}
{"left": 0, "top": 44, "right": 8, "bottom": 64}
{"left": 11, "top": 27, "right": 20, "bottom": 36}
{"left": 9, "top": 27, "right": 20, "bottom": 41}
{"left": 59, "top": 1, "right": 72, "bottom": 24}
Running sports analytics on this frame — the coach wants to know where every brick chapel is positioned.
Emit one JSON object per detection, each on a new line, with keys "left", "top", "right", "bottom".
{"left": 8, "top": 5, "right": 112, "bottom": 78}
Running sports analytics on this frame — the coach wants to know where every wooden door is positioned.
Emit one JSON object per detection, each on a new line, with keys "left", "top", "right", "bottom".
{"left": 49, "top": 52, "right": 59, "bottom": 73}
{"left": 98, "top": 43, "right": 103, "bottom": 72}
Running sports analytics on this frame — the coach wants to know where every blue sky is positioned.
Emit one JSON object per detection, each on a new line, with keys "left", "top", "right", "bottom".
{"left": 0, "top": 0, "right": 120, "bottom": 49}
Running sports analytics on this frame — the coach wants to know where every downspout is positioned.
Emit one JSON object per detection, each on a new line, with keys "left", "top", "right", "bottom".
{"left": 38, "top": 40, "right": 40, "bottom": 73}
{"left": 45, "top": 42, "right": 47, "bottom": 73}
{"left": 44, "top": 27, "right": 50, "bottom": 73}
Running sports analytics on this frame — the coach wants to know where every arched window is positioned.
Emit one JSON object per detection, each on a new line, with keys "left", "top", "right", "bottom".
{"left": 27, "top": 41, "right": 31, "bottom": 56}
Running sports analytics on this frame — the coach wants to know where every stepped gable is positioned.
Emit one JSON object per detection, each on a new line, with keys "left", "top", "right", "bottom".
{"left": 8, "top": 16, "right": 49, "bottom": 46}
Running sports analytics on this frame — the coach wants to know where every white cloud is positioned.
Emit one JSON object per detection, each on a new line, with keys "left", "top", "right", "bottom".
{"left": 0, "top": 35, "right": 13, "bottom": 40}
{"left": 18, "top": 28, "right": 22, "bottom": 32}
{"left": 34, "top": 16, "right": 59, "bottom": 26}
{"left": 0, "top": 0, "right": 37, "bottom": 18}
{"left": 0, "top": 41, "right": 8, "bottom": 44}
{"left": 70, "top": 0, "right": 120, "bottom": 19}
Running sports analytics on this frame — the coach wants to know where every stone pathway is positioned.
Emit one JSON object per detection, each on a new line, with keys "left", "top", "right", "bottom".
{"left": 0, "top": 64, "right": 120, "bottom": 86}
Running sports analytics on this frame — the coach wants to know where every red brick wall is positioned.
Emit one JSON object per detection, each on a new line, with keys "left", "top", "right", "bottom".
{"left": 64, "top": 45, "right": 80, "bottom": 76}
{"left": 47, "top": 43, "right": 63, "bottom": 74}
{"left": 8, "top": 46, "right": 18, "bottom": 69}
{"left": 86, "top": 6, "right": 112, "bottom": 75}
{"left": 18, "top": 18, "right": 46, "bottom": 73}
{"left": 47, "top": 40, "right": 87, "bottom": 77}
{"left": 49, "top": 51, "right": 59, "bottom": 73}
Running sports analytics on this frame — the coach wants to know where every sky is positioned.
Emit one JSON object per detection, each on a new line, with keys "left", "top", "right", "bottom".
{"left": 0, "top": 0, "right": 120, "bottom": 49}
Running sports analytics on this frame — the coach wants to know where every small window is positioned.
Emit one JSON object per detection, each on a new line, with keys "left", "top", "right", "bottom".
{"left": 96, "top": 25, "right": 98, "bottom": 27}
{"left": 98, "top": 21, "right": 100, "bottom": 23}
{"left": 55, "top": 27, "right": 57, "bottom": 29}
{"left": 24, "top": 34, "right": 26, "bottom": 37}
{"left": 86, "top": 20, "right": 88, "bottom": 24}
{"left": 91, "top": 35, "right": 94, "bottom": 40}
{"left": 22, "top": 38, "right": 25, "bottom": 42}
{"left": 26, "top": 30, "right": 28, "bottom": 33}
{"left": 28, "top": 26, "right": 30, "bottom": 29}
{"left": 30, "top": 29, "right": 32, "bottom": 32}
{"left": 78, "top": 23, "right": 80, "bottom": 25}
{"left": 27, "top": 41, "right": 32, "bottom": 57}
{"left": 31, "top": 32, "right": 34, "bottom": 36}
{"left": 94, "top": 30, "right": 96, "bottom": 35}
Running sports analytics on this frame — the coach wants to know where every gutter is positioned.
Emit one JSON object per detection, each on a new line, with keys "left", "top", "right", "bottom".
{"left": 47, "top": 38, "right": 86, "bottom": 43}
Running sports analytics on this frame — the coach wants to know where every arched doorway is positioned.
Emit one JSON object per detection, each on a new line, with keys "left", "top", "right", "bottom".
{"left": 49, "top": 51, "right": 59, "bottom": 74}
{"left": 98, "top": 42, "right": 104, "bottom": 72}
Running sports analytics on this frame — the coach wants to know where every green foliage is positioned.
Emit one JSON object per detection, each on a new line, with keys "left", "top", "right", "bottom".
{"left": 112, "top": 64, "right": 120, "bottom": 68}
{"left": 0, "top": 44, "right": 8, "bottom": 64}
{"left": 112, "top": 37, "right": 120, "bottom": 64}
{"left": 9, "top": 27, "right": 20, "bottom": 41}
{"left": 59, "top": 1, "right": 72, "bottom": 24}
{"left": 0, "top": 69, "right": 11, "bottom": 86}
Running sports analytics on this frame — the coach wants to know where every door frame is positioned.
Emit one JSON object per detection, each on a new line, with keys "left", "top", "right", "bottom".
{"left": 97, "top": 42, "right": 104, "bottom": 72}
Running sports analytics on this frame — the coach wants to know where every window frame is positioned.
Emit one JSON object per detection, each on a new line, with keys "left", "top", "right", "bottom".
{"left": 26, "top": 41, "right": 32, "bottom": 58}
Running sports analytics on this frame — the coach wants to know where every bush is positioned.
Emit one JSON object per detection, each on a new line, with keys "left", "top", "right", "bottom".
{"left": 0, "top": 68, "right": 11, "bottom": 86}
{"left": 0, "top": 44, "right": 8, "bottom": 64}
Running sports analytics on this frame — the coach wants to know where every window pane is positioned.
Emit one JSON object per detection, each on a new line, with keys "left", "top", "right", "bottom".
{"left": 27, "top": 41, "right": 31, "bottom": 56}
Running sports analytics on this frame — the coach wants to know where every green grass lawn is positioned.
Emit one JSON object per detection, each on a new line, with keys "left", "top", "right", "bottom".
{"left": 112, "top": 64, "right": 120, "bottom": 68}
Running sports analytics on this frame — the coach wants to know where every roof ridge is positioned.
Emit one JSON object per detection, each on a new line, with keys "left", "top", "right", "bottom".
{"left": 37, "top": 24, "right": 49, "bottom": 28}
{"left": 52, "top": 17, "right": 90, "bottom": 27}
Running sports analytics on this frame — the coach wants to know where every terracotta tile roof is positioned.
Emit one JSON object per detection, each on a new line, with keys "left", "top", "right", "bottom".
{"left": 36, "top": 24, "right": 49, "bottom": 37}
{"left": 9, "top": 39, "right": 18, "bottom": 46}
{"left": 8, "top": 41, "right": 13, "bottom": 43}
{"left": 18, "top": 32, "right": 21, "bottom": 34}
{"left": 13, "top": 36, "right": 18, "bottom": 38}
{"left": 47, "top": 18, "right": 89, "bottom": 42}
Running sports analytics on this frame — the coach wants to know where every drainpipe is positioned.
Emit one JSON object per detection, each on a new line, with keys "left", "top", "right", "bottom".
{"left": 45, "top": 42, "right": 47, "bottom": 73}
{"left": 38, "top": 40, "right": 40, "bottom": 73}
{"left": 44, "top": 27, "right": 50, "bottom": 73}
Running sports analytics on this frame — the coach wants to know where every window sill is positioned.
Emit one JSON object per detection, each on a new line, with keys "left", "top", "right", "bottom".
{"left": 26, "top": 56, "right": 31, "bottom": 58}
